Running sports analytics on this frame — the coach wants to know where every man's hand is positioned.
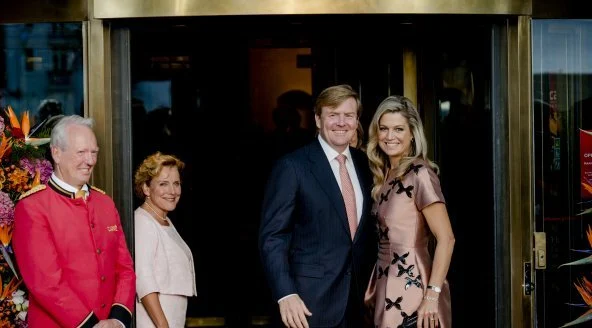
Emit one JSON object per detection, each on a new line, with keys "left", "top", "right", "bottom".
{"left": 93, "top": 319, "right": 124, "bottom": 328}
{"left": 279, "top": 294, "right": 312, "bottom": 328}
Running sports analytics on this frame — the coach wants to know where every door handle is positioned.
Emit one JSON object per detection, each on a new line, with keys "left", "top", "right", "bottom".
{"left": 534, "top": 232, "right": 547, "bottom": 269}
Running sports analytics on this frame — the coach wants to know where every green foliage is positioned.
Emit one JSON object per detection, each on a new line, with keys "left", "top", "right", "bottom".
{"left": 9, "top": 142, "right": 46, "bottom": 163}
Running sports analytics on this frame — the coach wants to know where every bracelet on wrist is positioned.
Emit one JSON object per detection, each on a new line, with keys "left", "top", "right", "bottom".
{"left": 427, "top": 285, "right": 442, "bottom": 293}
{"left": 424, "top": 295, "right": 439, "bottom": 302}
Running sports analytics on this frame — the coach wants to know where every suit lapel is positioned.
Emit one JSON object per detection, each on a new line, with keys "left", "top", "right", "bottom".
{"left": 350, "top": 149, "right": 370, "bottom": 243}
{"left": 307, "top": 141, "right": 350, "bottom": 235}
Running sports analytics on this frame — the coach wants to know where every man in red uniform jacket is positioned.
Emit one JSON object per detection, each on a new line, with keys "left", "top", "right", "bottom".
{"left": 13, "top": 115, "right": 136, "bottom": 328}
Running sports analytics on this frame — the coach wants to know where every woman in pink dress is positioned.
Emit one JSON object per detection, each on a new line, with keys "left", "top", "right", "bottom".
{"left": 365, "top": 96, "right": 455, "bottom": 328}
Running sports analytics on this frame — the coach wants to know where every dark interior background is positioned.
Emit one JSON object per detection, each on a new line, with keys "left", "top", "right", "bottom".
{"left": 127, "top": 15, "right": 499, "bottom": 327}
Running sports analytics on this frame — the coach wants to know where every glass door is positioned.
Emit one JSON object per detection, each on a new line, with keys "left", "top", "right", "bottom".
{"left": 417, "top": 17, "right": 511, "bottom": 328}
{"left": 533, "top": 19, "right": 592, "bottom": 328}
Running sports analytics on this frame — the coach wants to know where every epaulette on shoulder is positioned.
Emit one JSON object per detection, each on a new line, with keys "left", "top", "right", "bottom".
{"left": 19, "top": 184, "right": 46, "bottom": 200}
{"left": 90, "top": 185, "right": 106, "bottom": 194}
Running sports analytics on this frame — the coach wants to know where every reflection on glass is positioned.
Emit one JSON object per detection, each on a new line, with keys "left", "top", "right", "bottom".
{"left": 0, "top": 23, "right": 84, "bottom": 125}
{"left": 533, "top": 19, "right": 592, "bottom": 328}
{"left": 431, "top": 27, "right": 495, "bottom": 328}
{"left": 132, "top": 81, "right": 172, "bottom": 113}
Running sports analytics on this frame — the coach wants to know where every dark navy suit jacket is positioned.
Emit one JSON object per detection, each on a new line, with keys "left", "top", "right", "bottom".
{"left": 259, "top": 139, "right": 377, "bottom": 327}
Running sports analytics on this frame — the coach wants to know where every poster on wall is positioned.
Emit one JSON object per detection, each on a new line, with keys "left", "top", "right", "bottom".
{"left": 580, "top": 129, "right": 592, "bottom": 199}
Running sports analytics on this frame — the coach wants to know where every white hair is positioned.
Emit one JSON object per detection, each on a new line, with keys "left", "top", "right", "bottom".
{"left": 50, "top": 115, "right": 95, "bottom": 150}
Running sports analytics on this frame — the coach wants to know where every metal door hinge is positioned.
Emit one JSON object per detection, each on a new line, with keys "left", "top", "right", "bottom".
{"left": 523, "top": 262, "right": 534, "bottom": 295}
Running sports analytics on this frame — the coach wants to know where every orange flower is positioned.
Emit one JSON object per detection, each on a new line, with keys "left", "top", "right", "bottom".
{"left": 583, "top": 182, "right": 592, "bottom": 196}
{"left": 0, "top": 170, "right": 5, "bottom": 189}
{"left": 0, "top": 225, "right": 12, "bottom": 248}
{"left": 31, "top": 168, "right": 41, "bottom": 188}
{"left": 7, "top": 168, "right": 29, "bottom": 193}
{"left": 4, "top": 106, "right": 49, "bottom": 146}
{"left": 0, "top": 135, "right": 11, "bottom": 161}
{"left": 4, "top": 106, "right": 20, "bottom": 131}
{"left": 21, "top": 111, "right": 30, "bottom": 140}
{"left": 574, "top": 276, "right": 592, "bottom": 307}
{"left": 0, "top": 276, "right": 22, "bottom": 301}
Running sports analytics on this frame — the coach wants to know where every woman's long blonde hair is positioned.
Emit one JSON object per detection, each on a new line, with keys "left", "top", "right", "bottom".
{"left": 367, "top": 96, "right": 438, "bottom": 201}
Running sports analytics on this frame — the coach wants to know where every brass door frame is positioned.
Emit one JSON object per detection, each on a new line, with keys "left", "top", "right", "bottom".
{"left": 403, "top": 48, "right": 417, "bottom": 105}
{"left": 0, "top": 0, "right": 87, "bottom": 23}
{"left": 11, "top": 0, "right": 590, "bottom": 23}
{"left": 94, "top": 0, "right": 531, "bottom": 18}
{"left": 507, "top": 16, "right": 534, "bottom": 328}
{"left": 85, "top": 20, "right": 114, "bottom": 195}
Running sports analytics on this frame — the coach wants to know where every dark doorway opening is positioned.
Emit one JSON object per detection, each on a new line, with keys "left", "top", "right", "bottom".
{"left": 124, "top": 15, "right": 502, "bottom": 327}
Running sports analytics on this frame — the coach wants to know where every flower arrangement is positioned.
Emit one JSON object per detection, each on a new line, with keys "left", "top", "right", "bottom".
{"left": 0, "top": 106, "right": 51, "bottom": 328}
{"left": 558, "top": 225, "right": 592, "bottom": 327}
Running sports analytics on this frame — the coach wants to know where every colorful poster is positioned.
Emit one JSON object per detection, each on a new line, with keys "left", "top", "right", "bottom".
{"left": 580, "top": 129, "right": 592, "bottom": 199}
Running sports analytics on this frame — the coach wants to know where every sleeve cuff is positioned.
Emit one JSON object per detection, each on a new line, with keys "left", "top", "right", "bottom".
{"left": 77, "top": 312, "right": 100, "bottom": 328}
{"left": 277, "top": 293, "right": 298, "bottom": 303}
{"left": 109, "top": 303, "right": 132, "bottom": 328}
{"left": 136, "top": 280, "right": 159, "bottom": 300}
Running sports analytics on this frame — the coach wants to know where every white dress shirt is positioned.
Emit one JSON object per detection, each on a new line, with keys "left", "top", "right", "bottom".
{"left": 50, "top": 173, "right": 89, "bottom": 197}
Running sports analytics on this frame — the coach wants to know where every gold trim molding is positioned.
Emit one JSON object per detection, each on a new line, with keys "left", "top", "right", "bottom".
{"left": 403, "top": 48, "right": 417, "bottom": 105}
{"left": 507, "top": 16, "right": 534, "bottom": 328}
{"left": 94, "top": 0, "right": 531, "bottom": 19}
{"left": 85, "top": 18, "right": 114, "bottom": 195}
{"left": 0, "top": 0, "right": 87, "bottom": 23}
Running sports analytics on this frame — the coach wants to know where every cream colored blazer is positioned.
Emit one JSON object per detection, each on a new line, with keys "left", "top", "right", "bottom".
{"left": 134, "top": 207, "right": 197, "bottom": 299}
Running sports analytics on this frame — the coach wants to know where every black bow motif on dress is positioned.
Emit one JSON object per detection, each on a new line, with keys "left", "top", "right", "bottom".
{"left": 404, "top": 275, "right": 423, "bottom": 290}
{"left": 391, "top": 251, "right": 409, "bottom": 265}
{"left": 397, "top": 264, "right": 415, "bottom": 277}
{"left": 388, "top": 178, "right": 399, "bottom": 188}
{"left": 404, "top": 163, "right": 423, "bottom": 176}
{"left": 385, "top": 296, "right": 403, "bottom": 311}
{"left": 396, "top": 181, "right": 414, "bottom": 198}
{"left": 380, "top": 179, "right": 401, "bottom": 205}
{"left": 379, "top": 188, "right": 392, "bottom": 205}
{"left": 378, "top": 265, "right": 390, "bottom": 279}
{"left": 397, "top": 311, "right": 419, "bottom": 328}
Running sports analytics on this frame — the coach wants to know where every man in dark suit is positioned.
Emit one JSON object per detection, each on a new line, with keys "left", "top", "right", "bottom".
{"left": 259, "top": 85, "right": 377, "bottom": 328}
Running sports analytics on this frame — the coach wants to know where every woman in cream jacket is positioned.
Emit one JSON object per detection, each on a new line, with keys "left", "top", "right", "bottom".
{"left": 134, "top": 152, "right": 196, "bottom": 328}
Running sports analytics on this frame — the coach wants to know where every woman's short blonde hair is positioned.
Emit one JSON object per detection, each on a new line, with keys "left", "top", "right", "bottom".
{"left": 133, "top": 152, "right": 185, "bottom": 199}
